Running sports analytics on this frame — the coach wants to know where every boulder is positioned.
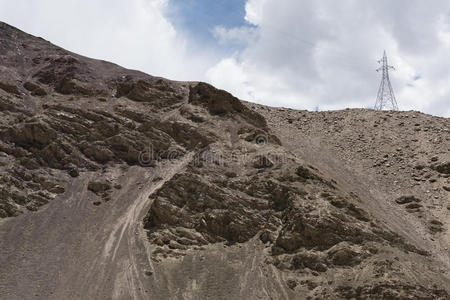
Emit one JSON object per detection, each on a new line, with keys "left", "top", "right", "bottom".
{"left": 87, "top": 181, "right": 111, "bottom": 195}
{"left": 395, "top": 195, "right": 421, "bottom": 205}
{"left": 23, "top": 81, "right": 47, "bottom": 96}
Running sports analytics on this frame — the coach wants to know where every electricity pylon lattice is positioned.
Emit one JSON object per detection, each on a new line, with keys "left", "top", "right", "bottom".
{"left": 374, "top": 51, "right": 398, "bottom": 111}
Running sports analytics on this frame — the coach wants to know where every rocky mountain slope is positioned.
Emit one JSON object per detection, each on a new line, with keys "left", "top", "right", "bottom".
{"left": 0, "top": 21, "right": 449, "bottom": 299}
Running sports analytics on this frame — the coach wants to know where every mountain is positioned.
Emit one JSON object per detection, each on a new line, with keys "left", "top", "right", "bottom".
{"left": 0, "top": 21, "right": 449, "bottom": 299}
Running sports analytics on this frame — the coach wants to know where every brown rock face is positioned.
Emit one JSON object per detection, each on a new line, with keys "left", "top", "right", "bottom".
{"left": 7, "top": 121, "right": 57, "bottom": 149}
{"left": 0, "top": 21, "right": 449, "bottom": 300}
{"left": 189, "top": 82, "right": 267, "bottom": 128}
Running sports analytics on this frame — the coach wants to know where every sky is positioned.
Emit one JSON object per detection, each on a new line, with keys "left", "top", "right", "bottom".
{"left": 0, "top": 0, "right": 449, "bottom": 117}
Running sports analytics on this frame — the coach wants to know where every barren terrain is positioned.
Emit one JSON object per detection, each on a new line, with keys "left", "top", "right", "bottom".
{"left": 0, "top": 22, "right": 449, "bottom": 299}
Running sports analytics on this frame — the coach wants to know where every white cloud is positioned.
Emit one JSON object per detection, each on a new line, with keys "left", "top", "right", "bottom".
{"left": 0, "top": 0, "right": 217, "bottom": 81}
{"left": 212, "top": 25, "right": 258, "bottom": 46}
{"left": 244, "top": 0, "right": 267, "bottom": 26}
{"left": 207, "top": 0, "right": 450, "bottom": 117}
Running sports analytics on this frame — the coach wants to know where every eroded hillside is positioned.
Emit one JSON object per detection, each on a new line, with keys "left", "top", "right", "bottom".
{"left": 0, "top": 21, "right": 449, "bottom": 299}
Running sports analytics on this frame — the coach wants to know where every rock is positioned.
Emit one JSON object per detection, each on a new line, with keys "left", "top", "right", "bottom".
{"left": 430, "top": 219, "right": 443, "bottom": 226}
{"left": 8, "top": 121, "right": 57, "bottom": 150}
{"left": 144, "top": 173, "right": 266, "bottom": 245}
{"left": 286, "top": 279, "right": 297, "bottom": 290}
{"left": 65, "top": 163, "right": 79, "bottom": 177}
{"left": 295, "top": 166, "right": 320, "bottom": 181}
{"left": 87, "top": 181, "right": 111, "bottom": 195}
{"left": 0, "top": 81, "right": 20, "bottom": 95}
{"left": 81, "top": 144, "right": 115, "bottom": 164}
{"left": 188, "top": 82, "right": 267, "bottom": 128}
{"left": 395, "top": 196, "right": 421, "bottom": 205}
{"left": 259, "top": 230, "right": 275, "bottom": 244}
{"left": 274, "top": 209, "right": 378, "bottom": 252}
{"left": 429, "top": 219, "right": 444, "bottom": 233}
{"left": 269, "top": 184, "right": 293, "bottom": 211}
{"left": 328, "top": 244, "right": 360, "bottom": 266}
{"left": 224, "top": 171, "right": 237, "bottom": 178}
{"left": 23, "top": 81, "right": 47, "bottom": 96}
{"left": 48, "top": 185, "right": 65, "bottom": 194}
{"left": 434, "top": 162, "right": 450, "bottom": 174}
{"left": 0, "top": 202, "right": 20, "bottom": 218}
{"left": 55, "top": 77, "right": 93, "bottom": 96}
{"left": 346, "top": 203, "right": 370, "bottom": 222}
{"left": 414, "top": 164, "right": 426, "bottom": 170}
{"left": 291, "top": 251, "right": 327, "bottom": 272}
{"left": 188, "top": 82, "right": 245, "bottom": 115}
{"left": 329, "top": 197, "right": 348, "bottom": 208}
{"left": 253, "top": 155, "right": 274, "bottom": 169}
{"left": 405, "top": 203, "right": 422, "bottom": 209}
{"left": 115, "top": 78, "right": 182, "bottom": 107}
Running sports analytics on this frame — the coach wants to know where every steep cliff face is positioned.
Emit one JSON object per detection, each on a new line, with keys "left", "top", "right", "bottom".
{"left": 0, "top": 22, "right": 449, "bottom": 299}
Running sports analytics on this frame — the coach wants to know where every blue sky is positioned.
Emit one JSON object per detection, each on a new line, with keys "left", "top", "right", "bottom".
{"left": 167, "top": 0, "right": 249, "bottom": 49}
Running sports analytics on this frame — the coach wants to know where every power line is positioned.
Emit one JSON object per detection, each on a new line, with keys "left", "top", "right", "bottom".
{"left": 257, "top": 22, "right": 374, "bottom": 73}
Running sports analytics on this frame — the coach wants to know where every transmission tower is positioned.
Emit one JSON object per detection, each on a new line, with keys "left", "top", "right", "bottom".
{"left": 374, "top": 51, "right": 398, "bottom": 111}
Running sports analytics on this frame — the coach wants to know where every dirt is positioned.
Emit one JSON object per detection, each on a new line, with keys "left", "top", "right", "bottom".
{"left": 0, "top": 21, "right": 449, "bottom": 299}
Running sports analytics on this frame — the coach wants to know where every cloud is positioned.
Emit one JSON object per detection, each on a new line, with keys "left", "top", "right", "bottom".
{"left": 212, "top": 25, "right": 258, "bottom": 47}
{"left": 244, "top": 0, "right": 268, "bottom": 26}
{"left": 207, "top": 0, "right": 450, "bottom": 117}
{"left": 0, "top": 0, "right": 217, "bottom": 81}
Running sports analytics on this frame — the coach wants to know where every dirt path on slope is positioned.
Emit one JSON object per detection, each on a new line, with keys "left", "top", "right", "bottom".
{"left": 0, "top": 153, "right": 193, "bottom": 300}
